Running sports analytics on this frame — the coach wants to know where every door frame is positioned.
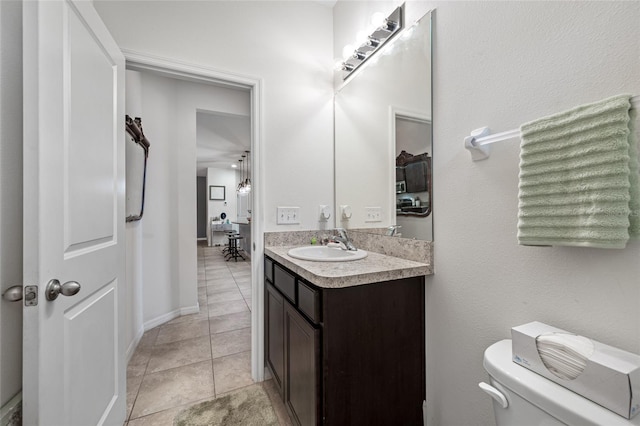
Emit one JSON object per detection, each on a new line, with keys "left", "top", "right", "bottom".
{"left": 123, "top": 49, "right": 265, "bottom": 382}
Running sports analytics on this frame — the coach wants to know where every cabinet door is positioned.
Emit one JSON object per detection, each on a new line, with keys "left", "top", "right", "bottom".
{"left": 266, "top": 283, "right": 285, "bottom": 397}
{"left": 405, "top": 161, "right": 428, "bottom": 192}
{"left": 285, "top": 302, "right": 320, "bottom": 426}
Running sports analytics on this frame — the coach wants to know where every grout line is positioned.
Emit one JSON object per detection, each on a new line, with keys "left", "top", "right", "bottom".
{"left": 201, "top": 249, "right": 217, "bottom": 399}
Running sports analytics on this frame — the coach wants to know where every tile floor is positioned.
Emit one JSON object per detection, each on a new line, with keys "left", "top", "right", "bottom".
{"left": 124, "top": 243, "right": 291, "bottom": 425}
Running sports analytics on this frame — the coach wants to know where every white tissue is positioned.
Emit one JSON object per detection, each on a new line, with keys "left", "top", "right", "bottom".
{"left": 535, "top": 332, "right": 595, "bottom": 380}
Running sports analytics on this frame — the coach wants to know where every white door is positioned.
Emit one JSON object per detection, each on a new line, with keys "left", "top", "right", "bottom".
{"left": 22, "top": 1, "right": 126, "bottom": 425}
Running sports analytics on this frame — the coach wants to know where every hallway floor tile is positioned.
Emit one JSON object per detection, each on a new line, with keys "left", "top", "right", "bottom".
{"left": 124, "top": 244, "right": 290, "bottom": 425}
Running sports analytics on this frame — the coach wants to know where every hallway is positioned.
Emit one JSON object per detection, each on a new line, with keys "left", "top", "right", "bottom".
{"left": 124, "top": 244, "right": 289, "bottom": 425}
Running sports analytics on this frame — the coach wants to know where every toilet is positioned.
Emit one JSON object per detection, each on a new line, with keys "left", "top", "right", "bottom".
{"left": 481, "top": 339, "right": 640, "bottom": 426}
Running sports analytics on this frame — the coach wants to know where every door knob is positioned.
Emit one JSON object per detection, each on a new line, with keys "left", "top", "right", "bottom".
{"left": 45, "top": 279, "right": 81, "bottom": 301}
{"left": 2, "top": 285, "right": 23, "bottom": 302}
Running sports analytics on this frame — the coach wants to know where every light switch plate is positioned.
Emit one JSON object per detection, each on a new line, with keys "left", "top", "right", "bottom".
{"left": 277, "top": 207, "right": 300, "bottom": 224}
{"left": 365, "top": 207, "right": 382, "bottom": 222}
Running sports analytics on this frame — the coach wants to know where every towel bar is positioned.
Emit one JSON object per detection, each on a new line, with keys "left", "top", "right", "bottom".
{"left": 465, "top": 95, "right": 640, "bottom": 161}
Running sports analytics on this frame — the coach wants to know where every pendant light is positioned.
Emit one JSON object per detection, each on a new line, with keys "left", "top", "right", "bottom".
{"left": 244, "top": 150, "right": 251, "bottom": 193}
{"left": 236, "top": 158, "right": 244, "bottom": 193}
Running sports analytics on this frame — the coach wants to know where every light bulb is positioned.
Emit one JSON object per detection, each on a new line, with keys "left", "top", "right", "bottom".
{"left": 342, "top": 44, "right": 355, "bottom": 60}
{"left": 355, "top": 30, "right": 369, "bottom": 46}
{"left": 400, "top": 25, "right": 415, "bottom": 40}
{"left": 370, "top": 12, "right": 386, "bottom": 28}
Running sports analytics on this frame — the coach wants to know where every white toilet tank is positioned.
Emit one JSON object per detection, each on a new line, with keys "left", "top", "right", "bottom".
{"left": 482, "top": 339, "right": 640, "bottom": 426}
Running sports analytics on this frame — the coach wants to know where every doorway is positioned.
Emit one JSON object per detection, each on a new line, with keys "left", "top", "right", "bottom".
{"left": 125, "top": 52, "right": 265, "bottom": 383}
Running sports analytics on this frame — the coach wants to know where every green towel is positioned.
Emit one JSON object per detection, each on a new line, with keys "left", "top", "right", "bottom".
{"left": 518, "top": 94, "right": 639, "bottom": 248}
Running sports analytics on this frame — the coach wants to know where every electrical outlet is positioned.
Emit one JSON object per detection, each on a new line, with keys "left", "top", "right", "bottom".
{"left": 277, "top": 207, "right": 300, "bottom": 224}
{"left": 365, "top": 207, "right": 382, "bottom": 222}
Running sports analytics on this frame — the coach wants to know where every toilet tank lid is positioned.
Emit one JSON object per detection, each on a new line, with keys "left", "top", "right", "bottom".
{"left": 483, "top": 339, "right": 639, "bottom": 426}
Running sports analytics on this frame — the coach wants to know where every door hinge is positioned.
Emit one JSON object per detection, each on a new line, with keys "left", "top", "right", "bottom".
{"left": 24, "top": 285, "right": 38, "bottom": 306}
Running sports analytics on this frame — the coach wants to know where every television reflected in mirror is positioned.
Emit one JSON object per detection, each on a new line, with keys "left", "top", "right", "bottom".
{"left": 334, "top": 6, "right": 432, "bottom": 241}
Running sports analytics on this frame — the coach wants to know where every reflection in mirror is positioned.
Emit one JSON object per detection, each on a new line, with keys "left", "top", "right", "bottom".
{"left": 125, "top": 115, "right": 150, "bottom": 222}
{"left": 395, "top": 114, "right": 432, "bottom": 240}
{"left": 335, "top": 7, "right": 432, "bottom": 240}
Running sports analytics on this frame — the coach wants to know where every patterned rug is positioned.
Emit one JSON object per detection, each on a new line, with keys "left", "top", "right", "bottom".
{"left": 173, "top": 384, "right": 279, "bottom": 426}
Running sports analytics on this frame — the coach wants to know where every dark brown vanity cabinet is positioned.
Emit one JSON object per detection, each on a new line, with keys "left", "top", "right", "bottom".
{"left": 265, "top": 283, "right": 285, "bottom": 396}
{"left": 265, "top": 256, "right": 425, "bottom": 426}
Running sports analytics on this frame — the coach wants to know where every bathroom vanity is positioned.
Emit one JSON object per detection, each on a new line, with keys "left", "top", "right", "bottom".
{"left": 264, "top": 249, "right": 426, "bottom": 425}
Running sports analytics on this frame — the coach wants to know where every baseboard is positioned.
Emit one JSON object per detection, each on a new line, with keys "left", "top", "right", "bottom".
{"left": 126, "top": 325, "right": 145, "bottom": 364}
{"left": 143, "top": 309, "right": 181, "bottom": 331}
{"left": 180, "top": 304, "right": 200, "bottom": 316}
{"left": 143, "top": 304, "right": 201, "bottom": 331}
{"left": 0, "top": 392, "right": 21, "bottom": 426}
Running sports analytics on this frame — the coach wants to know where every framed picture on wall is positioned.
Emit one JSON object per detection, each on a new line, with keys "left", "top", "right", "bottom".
{"left": 209, "top": 185, "right": 225, "bottom": 201}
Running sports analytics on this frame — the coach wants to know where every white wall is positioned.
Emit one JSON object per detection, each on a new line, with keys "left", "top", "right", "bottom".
{"left": 337, "top": 1, "right": 640, "bottom": 425}
{"left": 0, "top": 0, "right": 23, "bottom": 409}
{"left": 124, "top": 70, "right": 145, "bottom": 355}
{"left": 94, "top": 1, "right": 335, "bottom": 232}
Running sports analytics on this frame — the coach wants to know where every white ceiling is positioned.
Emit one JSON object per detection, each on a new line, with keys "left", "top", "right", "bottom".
{"left": 196, "top": 111, "right": 251, "bottom": 176}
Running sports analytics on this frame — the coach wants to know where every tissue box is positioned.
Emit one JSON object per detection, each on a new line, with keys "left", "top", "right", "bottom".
{"left": 511, "top": 321, "right": 640, "bottom": 419}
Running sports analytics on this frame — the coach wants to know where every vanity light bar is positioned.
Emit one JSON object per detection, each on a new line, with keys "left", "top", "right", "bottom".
{"left": 339, "top": 5, "right": 403, "bottom": 81}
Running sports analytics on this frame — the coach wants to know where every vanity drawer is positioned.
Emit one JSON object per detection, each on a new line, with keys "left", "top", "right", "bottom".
{"left": 297, "top": 280, "right": 320, "bottom": 324}
{"left": 265, "top": 257, "right": 274, "bottom": 283}
{"left": 273, "top": 264, "right": 296, "bottom": 303}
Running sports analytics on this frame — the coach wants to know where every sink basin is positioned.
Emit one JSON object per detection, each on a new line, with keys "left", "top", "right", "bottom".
{"left": 287, "top": 246, "right": 368, "bottom": 262}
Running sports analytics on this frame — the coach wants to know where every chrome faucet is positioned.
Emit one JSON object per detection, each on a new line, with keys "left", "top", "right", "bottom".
{"left": 331, "top": 228, "right": 357, "bottom": 251}
{"left": 386, "top": 225, "right": 402, "bottom": 236}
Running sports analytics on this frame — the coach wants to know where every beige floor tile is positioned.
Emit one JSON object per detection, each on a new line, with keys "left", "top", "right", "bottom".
{"left": 126, "top": 374, "right": 143, "bottom": 421}
{"left": 207, "top": 288, "right": 243, "bottom": 304}
{"left": 212, "top": 350, "right": 253, "bottom": 394}
{"left": 155, "top": 319, "right": 210, "bottom": 345}
{"left": 137, "top": 328, "right": 159, "bottom": 349}
{"left": 206, "top": 282, "right": 238, "bottom": 295}
{"left": 127, "top": 399, "right": 211, "bottom": 426}
{"left": 130, "top": 360, "right": 215, "bottom": 419}
{"left": 206, "top": 275, "right": 235, "bottom": 285}
{"left": 244, "top": 298, "right": 253, "bottom": 311}
{"left": 208, "top": 299, "right": 249, "bottom": 317}
{"left": 205, "top": 264, "right": 230, "bottom": 273}
{"left": 210, "top": 327, "right": 251, "bottom": 359}
{"left": 198, "top": 295, "right": 207, "bottom": 307}
{"left": 235, "top": 278, "right": 252, "bottom": 288}
{"left": 239, "top": 287, "right": 252, "bottom": 298}
{"left": 146, "top": 335, "right": 212, "bottom": 374}
{"left": 209, "top": 310, "right": 251, "bottom": 334}
{"left": 127, "top": 345, "right": 152, "bottom": 378}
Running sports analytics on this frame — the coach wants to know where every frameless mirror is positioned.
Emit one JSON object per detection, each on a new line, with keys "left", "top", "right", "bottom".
{"left": 125, "top": 115, "right": 150, "bottom": 222}
{"left": 334, "top": 7, "right": 432, "bottom": 240}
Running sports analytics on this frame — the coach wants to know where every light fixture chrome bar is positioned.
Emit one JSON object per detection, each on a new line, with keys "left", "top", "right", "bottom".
{"left": 340, "top": 5, "right": 403, "bottom": 81}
